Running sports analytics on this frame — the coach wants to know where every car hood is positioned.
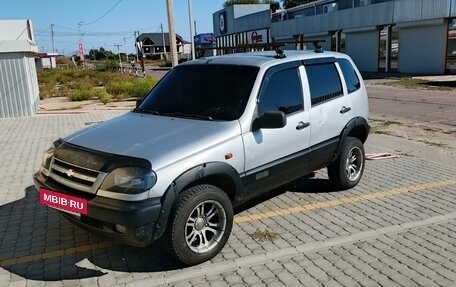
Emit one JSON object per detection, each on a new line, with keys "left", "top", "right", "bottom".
{"left": 64, "top": 112, "right": 242, "bottom": 169}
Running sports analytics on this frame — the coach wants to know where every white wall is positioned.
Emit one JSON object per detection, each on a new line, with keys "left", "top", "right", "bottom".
{"left": 0, "top": 20, "right": 39, "bottom": 118}
{"left": 345, "top": 30, "right": 379, "bottom": 72}
{"left": 398, "top": 21, "right": 447, "bottom": 74}
{"left": 0, "top": 20, "right": 35, "bottom": 42}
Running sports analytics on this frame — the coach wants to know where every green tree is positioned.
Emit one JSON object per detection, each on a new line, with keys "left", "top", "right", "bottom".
{"left": 281, "top": 0, "right": 314, "bottom": 9}
{"left": 223, "top": 0, "right": 260, "bottom": 7}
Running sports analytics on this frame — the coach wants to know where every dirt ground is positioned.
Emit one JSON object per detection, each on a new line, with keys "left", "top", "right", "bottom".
{"left": 369, "top": 118, "right": 456, "bottom": 158}
{"left": 38, "top": 96, "right": 135, "bottom": 114}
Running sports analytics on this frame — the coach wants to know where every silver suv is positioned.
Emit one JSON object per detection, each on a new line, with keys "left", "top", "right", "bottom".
{"left": 34, "top": 50, "right": 369, "bottom": 265}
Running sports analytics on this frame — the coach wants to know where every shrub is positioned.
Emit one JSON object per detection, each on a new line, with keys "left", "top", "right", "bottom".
{"left": 96, "top": 60, "right": 120, "bottom": 72}
{"left": 98, "top": 89, "right": 112, "bottom": 104}
{"left": 38, "top": 66, "right": 158, "bottom": 102}
{"left": 68, "top": 88, "right": 108, "bottom": 102}
{"left": 106, "top": 78, "right": 158, "bottom": 100}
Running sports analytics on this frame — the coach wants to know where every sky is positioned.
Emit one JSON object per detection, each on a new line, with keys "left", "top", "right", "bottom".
{"left": 1, "top": 0, "right": 226, "bottom": 56}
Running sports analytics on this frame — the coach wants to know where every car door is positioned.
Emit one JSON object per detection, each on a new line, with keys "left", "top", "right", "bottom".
{"left": 302, "top": 58, "right": 354, "bottom": 171}
{"left": 242, "top": 62, "right": 311, "bottom": 198}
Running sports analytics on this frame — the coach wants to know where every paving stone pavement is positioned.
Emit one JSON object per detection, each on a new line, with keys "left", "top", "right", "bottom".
{"left": 0, "top": 111, "right": 456, "bottom": 286}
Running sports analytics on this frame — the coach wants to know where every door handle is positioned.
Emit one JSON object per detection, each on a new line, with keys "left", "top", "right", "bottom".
{"left": 340, "top": 106, "right": 351, "bottom": 114}
{"left": 296, "top": 121, "right": 310, "bottom": 130}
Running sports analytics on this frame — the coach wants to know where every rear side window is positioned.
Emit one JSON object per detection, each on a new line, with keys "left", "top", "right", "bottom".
{"left": 258, "top": 67, "right": 303, "bottom": 116}
{"left": 338, "top": 58, "right": 361, "bottom": 93}
{"left": 306, "top": 63, "right": 343, "bottom": 106}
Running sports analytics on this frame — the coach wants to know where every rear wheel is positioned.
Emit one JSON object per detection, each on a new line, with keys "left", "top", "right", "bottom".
{"left": 328, "top": 137, "right": 365, "bottom": 190}
{"left": 165, "top": 184, "right": 233, "bottom": 265}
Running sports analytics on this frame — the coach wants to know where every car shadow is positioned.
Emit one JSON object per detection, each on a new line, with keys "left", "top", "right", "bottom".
{"left": 0, "top": 186, "right": 184, "bottom": 281}
{"left": 1, "top": 177, "right": 337, "bottom": 281}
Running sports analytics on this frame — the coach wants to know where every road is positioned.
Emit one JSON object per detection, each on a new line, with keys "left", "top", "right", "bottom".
{"left": 366, "top": 82, "right": 456, "bottom": 128}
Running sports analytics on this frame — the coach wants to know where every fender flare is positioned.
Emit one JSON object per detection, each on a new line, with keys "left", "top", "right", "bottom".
{"left": 152, "top": 162, "right": 244, "bottom": 240}
{"left": 332, "top": 117, "right": 370, "bottom": 162}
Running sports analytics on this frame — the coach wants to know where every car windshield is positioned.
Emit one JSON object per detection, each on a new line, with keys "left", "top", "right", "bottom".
{"left": 136, "top": 64, "right": 259, "bottom": 121}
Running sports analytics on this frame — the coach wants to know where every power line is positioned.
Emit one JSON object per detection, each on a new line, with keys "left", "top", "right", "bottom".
{"left": 81, "top": 0, "right": 123, "bottom": 26}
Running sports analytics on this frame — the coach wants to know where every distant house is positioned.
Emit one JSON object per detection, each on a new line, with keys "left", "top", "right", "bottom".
{"left": 0, "top": 20, "right": 40, "bottom": 118}
{"left": 137, "top": 33, "right": 190, "bottom": 59}
{"left": 36, "top": 52, "right": 59, "bottom": 69}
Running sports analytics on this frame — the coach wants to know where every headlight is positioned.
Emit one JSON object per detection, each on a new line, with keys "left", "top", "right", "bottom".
{"left": 41, "top": 146, "right": 55, "bottom": 170}
{"left": 100, "top": 166, "right": 156, "bottom": 194}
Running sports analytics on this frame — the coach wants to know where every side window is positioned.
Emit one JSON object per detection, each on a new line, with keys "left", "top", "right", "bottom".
{"left": 258, "top": 67, "right": 303, "bottom": 116}
{"left": 306, "top": 63, "right": 343, "bottom": 106}
{"left": 338, "top": 58, "right": 361, "bottom": 93}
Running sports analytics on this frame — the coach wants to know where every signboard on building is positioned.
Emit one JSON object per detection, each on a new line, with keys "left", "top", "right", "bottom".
{"left": 247, "top": 29, "right": 268, "bottom": 45}
{"left": 219, "top": 12, "right": 227, "bottom": 34}
{"left": 195, "top": 33, "right": 214, "bottom": 45}
{"left": 78, "top": 43, "right": 84, "bottom": 61}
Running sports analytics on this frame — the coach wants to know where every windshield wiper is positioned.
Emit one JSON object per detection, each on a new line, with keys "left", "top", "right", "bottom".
{"left": 161, "top": 112, "right": 213, "bottom": 121}
{"left": 133, "top": 107, "right": 160, "bottom": 115}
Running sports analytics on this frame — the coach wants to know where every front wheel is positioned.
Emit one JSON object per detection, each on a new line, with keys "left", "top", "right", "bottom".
{"left": 328, "top": 137, "right": 365, "bottom": 190}
{"left": 165, "top": 184, "right": 233, "bottom": 265}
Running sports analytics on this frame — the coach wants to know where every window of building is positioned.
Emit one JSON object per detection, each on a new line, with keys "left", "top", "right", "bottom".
{"left": 330, "top": 31, "right": 345, "bottom": 52}
{"left": 306, "top": 63, "right": 343, "bottom": 106}
{"left": 338, "top": 59, "right": 361, "bottom": 93}
{"left": 378, "top": 25, "right": 399, "bottom": 72}
{"left": 447, "top": 19, "right": 456, "bottom": 73}
{"left": 258, "top": 67, "right": 303, "bottom": 116}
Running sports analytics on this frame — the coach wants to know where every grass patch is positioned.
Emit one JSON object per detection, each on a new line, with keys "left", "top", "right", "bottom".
{"left": 370, "top": 118, "right": 403, "bottom": 136}
{"left": 252, "top": 229, "right": 278, "bottom": 241}
{"left": 38, "top": 68, "right": 158, "bottom": 104}
{"left": 372, "top": 130, "right": 396, "bottom": 136}
{"left": 369, "top": 118, "right": 401, "bottom": 125}
{"left": 106, "top": 78, "right": 158, "bottom": 100}
{"left": 369, "top": 119, "right": 402, "bottom": 136}
{"left": 420, "top": 140, "right": 448, "bottom": 148}
{"left": 68, "top": 88, "right": 108, "bottom": 102}
{"left": 384, "top": 78, "right": 454, "bottom": 91}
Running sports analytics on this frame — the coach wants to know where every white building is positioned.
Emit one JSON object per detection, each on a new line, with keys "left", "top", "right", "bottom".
{"left": 0, "top": 20, "right": 40, "bottom": 118}
{"left": 213, "top": 0, "right": 456, "bottom": 75}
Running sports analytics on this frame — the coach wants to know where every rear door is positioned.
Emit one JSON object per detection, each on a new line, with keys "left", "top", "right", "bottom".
{"left": 302, "top": 58, "right": 354, "bottom": 170}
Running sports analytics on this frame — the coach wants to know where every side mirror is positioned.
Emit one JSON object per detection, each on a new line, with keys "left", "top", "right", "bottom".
{"left": 253, "top": 111, "right": 287, "bottom": 130}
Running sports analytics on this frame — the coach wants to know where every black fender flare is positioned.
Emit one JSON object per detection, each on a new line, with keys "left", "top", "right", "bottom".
{"left": 332, "top": 117, "right": 370, "bottom": 162}
{"left": 152, "top": 162, "right": 244, "bottom": 241}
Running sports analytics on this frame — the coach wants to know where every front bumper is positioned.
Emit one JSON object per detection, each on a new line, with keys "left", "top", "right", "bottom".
{"left": 34, "top": 171, "right": 162, "bottom": 247}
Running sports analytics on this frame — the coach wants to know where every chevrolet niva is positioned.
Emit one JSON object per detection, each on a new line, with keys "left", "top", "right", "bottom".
{"left": 34, "top": 49, "right": 369, "bottom": 265}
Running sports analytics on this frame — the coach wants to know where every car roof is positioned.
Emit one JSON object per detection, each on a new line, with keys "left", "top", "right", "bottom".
{"left": 182, "top": 50, "right": 349, "bottom": 68}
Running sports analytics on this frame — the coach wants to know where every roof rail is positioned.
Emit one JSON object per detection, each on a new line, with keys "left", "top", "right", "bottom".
{"left": 236, "top": 42, "right": 286, "bottom": 50}
{"left": 304, "top": 40, "right": 326, "bottom": 53}
{"left": 236, "top": 42, "right": 287, "bottom": 59}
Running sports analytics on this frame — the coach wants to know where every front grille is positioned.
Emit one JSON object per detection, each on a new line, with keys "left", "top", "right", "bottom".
{"left": 49, "top": 157, "right": 107, "bottom": 194}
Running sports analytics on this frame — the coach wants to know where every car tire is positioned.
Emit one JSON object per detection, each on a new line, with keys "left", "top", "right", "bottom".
{"left": 328, "top": 136, "right": 365, "bottom": 190}
{"left": 165, "top": 184, "right": 233, "bottom": 265}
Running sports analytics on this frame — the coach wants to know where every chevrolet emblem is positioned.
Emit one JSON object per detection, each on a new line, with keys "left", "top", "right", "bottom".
{"left": 65, "top": 169, "right": 76, "bottom": 178}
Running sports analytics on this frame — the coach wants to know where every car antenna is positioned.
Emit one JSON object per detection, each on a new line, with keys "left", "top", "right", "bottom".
{"left": 304, "top": 40, "right": 326, "bottom": 53}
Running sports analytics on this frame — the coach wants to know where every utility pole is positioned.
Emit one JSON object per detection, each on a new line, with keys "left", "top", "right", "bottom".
{"left": 51, "top": 24, "right": 55, "bottom": 53}
{"left": 188, "top": 0, "right": 195, "bottom": 60}
{"left": 114, "top": 43, "right": 123, "bottom": 71}
{"left": 124, "top": 36, "right": 127, "bottom": 60}
{"left": 166, "top": 0, "right": 178, "bottom": 67}
{"left": 161, "top": 23, "right": 167, "bottom": 61}
{"left": 135, "top": 31, "right": 139, "bottom": 61}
